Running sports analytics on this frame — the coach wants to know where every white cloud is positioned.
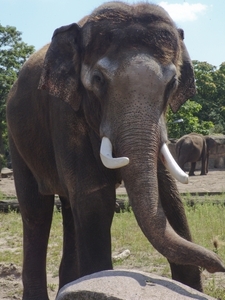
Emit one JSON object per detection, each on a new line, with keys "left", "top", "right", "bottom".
{"left": 158, "top": 2, "right": 208, "bottom": 22}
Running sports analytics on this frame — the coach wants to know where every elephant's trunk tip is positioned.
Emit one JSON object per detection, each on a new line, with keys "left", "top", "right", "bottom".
{"left": 206, "top": 261, "right": 225, "bottom": 273}
{"left": 204, "top": 250, "right": 225, "bottom": 273}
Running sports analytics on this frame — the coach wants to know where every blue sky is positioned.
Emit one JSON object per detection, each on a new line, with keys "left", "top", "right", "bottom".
{"left": 1, "top": 0, "right": 224, "bottom": 67}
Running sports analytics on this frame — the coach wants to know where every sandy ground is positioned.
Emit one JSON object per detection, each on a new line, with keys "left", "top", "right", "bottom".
{"left": 176, "top": 168, "right": 225, "bottom": 194}
{"left": 0, "top": 169, "right": 225, "bottom": 299}
{"left": 1, "top": 168, "right": 224, "bottom": 197}
{"left": 0, "top": 176, "right": 16, "bottom": 198}
{"left": 116, "top": 168, "right": 225, "bottom": 195}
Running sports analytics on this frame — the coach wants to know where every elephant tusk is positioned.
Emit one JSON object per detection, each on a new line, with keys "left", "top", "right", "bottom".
{"left": 100, "top": 137, "right": 130, "bottom": 169}
{"left": 160, "top": 143, "right": 189, "bottom": 184}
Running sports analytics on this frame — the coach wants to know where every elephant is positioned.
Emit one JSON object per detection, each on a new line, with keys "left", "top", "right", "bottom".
{"left": 6, "top": 2, "right": 225, "bottom": 299}
{"left": 176, "top": 133, "right": 218, "bottom": 176}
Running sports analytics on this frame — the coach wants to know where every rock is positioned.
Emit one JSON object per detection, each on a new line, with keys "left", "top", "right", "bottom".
{"left": 1, "top": 168, "right": 13, "bottom": 178}
{"left": 56, "top": 269, "right": 215, "bottom": 300}
{"left": 112, "top": 249, "right": 130, "bottom": 262}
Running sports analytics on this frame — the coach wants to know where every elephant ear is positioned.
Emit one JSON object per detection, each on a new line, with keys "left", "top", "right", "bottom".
{"left": 38, "top": 23, "right": 81, "bottom": 111}
{"left": 169, "top": 29, "right": 196, "bottom": 113}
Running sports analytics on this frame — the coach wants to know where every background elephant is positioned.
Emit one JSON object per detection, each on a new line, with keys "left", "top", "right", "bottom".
{"left": 6, "top": 2, "right": 225, "bottom": 300}
{"left": 176, "top": 133, "right": 218, "bottom": 176}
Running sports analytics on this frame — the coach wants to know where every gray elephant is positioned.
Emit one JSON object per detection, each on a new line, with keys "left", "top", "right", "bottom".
{"left": 6, "top": 2, "right": 225, "bottom": 300}
{"left": 176, "top": 133, "right": 217, "bottom": 176}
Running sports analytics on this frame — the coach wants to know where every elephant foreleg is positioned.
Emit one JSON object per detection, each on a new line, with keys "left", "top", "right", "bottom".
{"left": 157, "top": 160, "right": 203, "bottom": 291}
{"left": 189, "top": 162, "right": 196, "bottom": 176}
{"left": 71, "top": 183, "right": 116, "bottom": 278}
{"left": 9, "top": 138, "right": 55, "bottom": 300}
{"left": 64, "top": 131, "right": 117, "bottom": 279}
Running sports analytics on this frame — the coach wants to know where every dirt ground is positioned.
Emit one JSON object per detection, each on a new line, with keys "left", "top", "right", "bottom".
{"left": 175, "top": 168, "right": 225, "bottom": 194}
{"left": 1, "top": 168, "right": 225, "bottom": 197}
{"left": 0, "top": 169, "right": 225, "bottom": 299}
{"left": 116, "top": 168, "right": 225, "bottom": 195}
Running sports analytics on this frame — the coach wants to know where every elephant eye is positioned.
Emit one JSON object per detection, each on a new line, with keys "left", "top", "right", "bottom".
{"left": 163, "top": 75, "right": 178, "bottom": 108}
{"left": 92, "top": 70, "right": 105, "bottom": 86}
{"left": 168, "top": 75, "right": 178, "bottom": 90}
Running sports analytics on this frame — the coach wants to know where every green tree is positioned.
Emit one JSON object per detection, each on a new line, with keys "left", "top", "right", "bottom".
{"left": 167, "top": 100, "right": 214, "bottom": 139}
{"left": 192, "top": 60, "right": 225, "bottom": 133}
{"left": 0, "top": 24, "right": 35, "bottom": 166}
{"left": 167, "top": 60, "right": 225, "bottom": 139}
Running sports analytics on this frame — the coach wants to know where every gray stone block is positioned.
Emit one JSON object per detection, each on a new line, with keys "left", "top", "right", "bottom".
{"left": 56, "top": 269, "right": 215, "bottom": 300}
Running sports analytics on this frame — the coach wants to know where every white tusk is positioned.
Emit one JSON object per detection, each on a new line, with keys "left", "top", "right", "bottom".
{"left": 160, "top": 143, "right": 189, "bottom": 184}
{"left": 100, "top": 137, "right": 130, "bottom": 169}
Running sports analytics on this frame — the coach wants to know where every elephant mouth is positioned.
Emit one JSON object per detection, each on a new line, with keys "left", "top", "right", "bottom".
{"left": 100, "top": 136, "right": 188, "bottom": 184}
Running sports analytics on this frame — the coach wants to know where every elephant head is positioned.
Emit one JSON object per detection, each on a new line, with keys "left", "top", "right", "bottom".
{"left": 205, "top": 136, "right": 218, "bottom": 153}
{"left": 38, "top": 3, "right": 224, "bottom": 272}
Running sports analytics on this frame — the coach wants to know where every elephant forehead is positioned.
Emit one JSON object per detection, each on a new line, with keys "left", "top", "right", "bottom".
{"left": 82, "top": 3, "right": 181, "bottom": 66}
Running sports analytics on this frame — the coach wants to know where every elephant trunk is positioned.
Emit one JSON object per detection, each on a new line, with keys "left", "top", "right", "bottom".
{"left": 100, "top": 131, "right": 225, "bottom": 273}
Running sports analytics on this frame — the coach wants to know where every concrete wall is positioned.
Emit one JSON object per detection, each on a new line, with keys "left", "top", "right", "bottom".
{"left": 168, "top": 135, "right": 225, "bottom": 170}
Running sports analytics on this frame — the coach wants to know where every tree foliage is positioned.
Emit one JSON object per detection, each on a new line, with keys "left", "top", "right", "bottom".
{"left": 167, "top": 60, "right": 225, "bottom": 139}
{"left": 0, "top": 24, "right": 35, "bottom": 158}
{"left": 193, "top": 61, "right": 225, "bottom": 133}
{"left": 167, "top": 100, "right": 214, "bottom": 139}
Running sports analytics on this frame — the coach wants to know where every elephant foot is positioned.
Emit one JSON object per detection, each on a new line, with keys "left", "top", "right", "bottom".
{"left": 189, "top": 173, "right": 195, "bottom": 176}
{"left": 200, "top": 173, "right": 207, "bottom": 176}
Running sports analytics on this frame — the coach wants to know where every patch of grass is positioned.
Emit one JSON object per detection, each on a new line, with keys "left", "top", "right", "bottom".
{"left": 47, "top": 209, "right": 63, "bottom": 276}
{"left": 204, "top": 275, "right": 225, "bottom": 300}
{"left": 0, "top": 211, "right": 23, "bottom": 265}
{"left": 0, "top": 190, "right": 17, "bottom": 200}
{"left": 111, "top": 211, "right": 165, "bottom": 272}
{"left": 47, "top": 283, "right": 57, "bottom": 292}
{"left": 0, "top": 191, "right": 7, "bottom": 200}
{"left": 0, "top": 209, "right": 63, "bottom": 275}
{"left": 183, "top": 192, "right": 225, "bottom": 206}
{"left": 185, "top": 201, "right": 225, "bottom": 254}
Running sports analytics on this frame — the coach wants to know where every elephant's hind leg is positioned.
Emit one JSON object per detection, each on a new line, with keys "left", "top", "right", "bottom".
{"left": 200, "top": 159, "right": 207, "bottom": 175}
{"left": 189, "top": 162, "right": 196, "bottom": 176}
{"left": 9, "top": 140, "right": 54, "bottom": 300}
{"left": 58, "top": 197, "right": 78, "bottom": 290}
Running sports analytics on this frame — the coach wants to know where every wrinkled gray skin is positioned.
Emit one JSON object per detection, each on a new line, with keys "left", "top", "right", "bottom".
{"left": 176, "top": 133, "right": 218, "bottom": 176}
{"left": 6, "top": 2, "right": 225, "bottom": 300}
